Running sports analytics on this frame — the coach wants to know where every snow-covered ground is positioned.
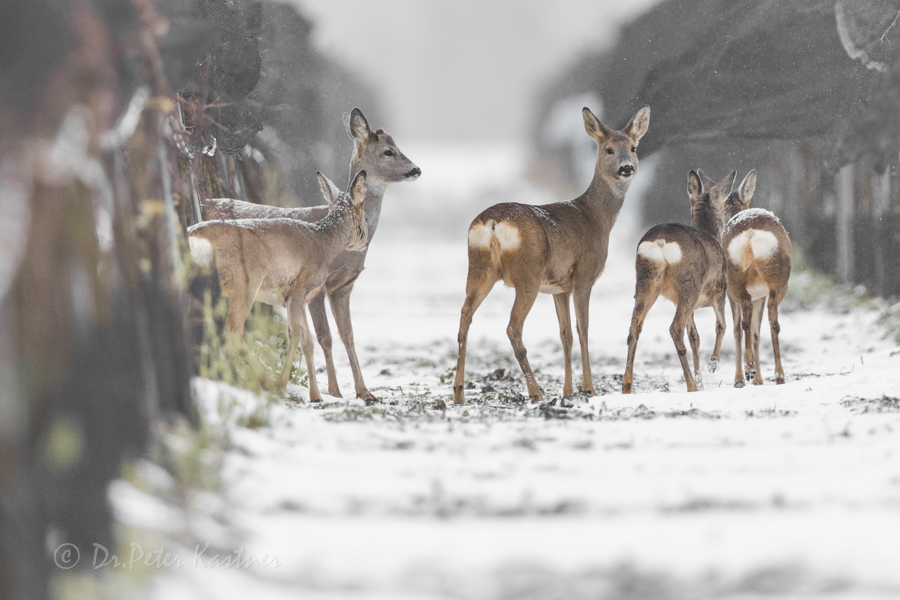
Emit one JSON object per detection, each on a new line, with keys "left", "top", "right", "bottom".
{"left": 122, "top": 144, "right": 900, "bottom": 599}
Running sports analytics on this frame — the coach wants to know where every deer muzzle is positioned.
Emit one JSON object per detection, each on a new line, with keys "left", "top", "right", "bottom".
{"left": 405, "top": 167, "right": 422, "bottom": 180}
{"left": 618, "top": 164, "right": 635, "bottom": 178}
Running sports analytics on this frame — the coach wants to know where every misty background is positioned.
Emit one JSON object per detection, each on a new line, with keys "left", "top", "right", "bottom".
{"left": 295, "top": 0, "right": 660, "bottom": 143}
{"left": 2, "top": 1, "right": 900, "bottom": 597}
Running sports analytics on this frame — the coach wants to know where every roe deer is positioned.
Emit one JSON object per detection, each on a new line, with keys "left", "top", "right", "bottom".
{"left": 622, "top": 169, "right": 736, "bottom": 394}
{"left": 188, "top": 170, "right": 369, "bottom": 400}
{"left": 201, "top": 109, "right": 420, "bottom": 401}
{"left": 721, "top": 170, "right": 792, "bottom": 387}
{"left": 452, "top": 105, "right": 651, "bottom": 404}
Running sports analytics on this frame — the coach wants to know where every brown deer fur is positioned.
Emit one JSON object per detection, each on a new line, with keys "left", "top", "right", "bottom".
{"left": 453, "top": 105, "right": 650, "bottom": 404}
{"left": 622, "top": 169, "right": 736, "bottom": 393}
{"left": 200, "top": 109, "right": 420, "bottom": 401}
{"left": 721, "top": 170, "right": 792, "bottom": 386}
{"left": 188, "top": 171, "right": 369, "bottom": 401}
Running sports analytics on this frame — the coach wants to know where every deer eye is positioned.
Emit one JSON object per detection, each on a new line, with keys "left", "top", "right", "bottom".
{"left": 606, "top": 148, "right": 614, "bottom": 155}
{"left": 631, "top": 147, "right": 636, "bottom": 153}
{"left": 383, "top": 150, "right": 394, "bottom": 157}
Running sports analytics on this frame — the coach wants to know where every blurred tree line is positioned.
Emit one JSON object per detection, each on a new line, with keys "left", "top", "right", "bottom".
{"left": 0, "top": 0, "right": 374, "bottom": 597}
{"left": 535, "top": 0, "right": 900, "bottom": 296}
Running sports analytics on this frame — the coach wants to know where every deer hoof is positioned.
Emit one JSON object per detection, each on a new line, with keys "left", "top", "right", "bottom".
{"left": 364, "top": 397, "right": 381, "bottom": 406}
{"left": 622, "top": 383, "right": 632, "bottom": 394}
{"left": 745, "top": 369, "right": 756, "bottom": 382}
{"left": 707, "top": 356, "right": 719, "bottom": 373}
{"left": 734, "top": 380, "right": 745, "bottom": 389}
{"left": 358, "top": 389, "right": 379, "bottom": 403}
{"left": 775, "top": 374, "right": 786, "bottom": 385}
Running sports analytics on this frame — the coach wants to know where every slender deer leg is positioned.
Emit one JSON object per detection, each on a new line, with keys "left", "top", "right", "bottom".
{"left": 572, "top": 286, "right": 595, "bottom": 395}
{"left": 223, "top": 284, "right": 270, "bottom": 385}
{"left": 327, "top": 284, "right": 373, "bottom": 401}
{"left": 687, "top": 314, "right": 702, "bottom": 389}
{"left": 453, "top": 261, "right": 497, "bottom": 404}
{"left": 709, "top": 291, "right": 727, "bottom": 373}
{"left": 622, "top": 281, "right": 659, "bottom": 394}
{"left": 277, "top": 299, "right": 303, "bottom": 393}
{"left": 508, "top": 284, "right": 542, "bottom": 402}
{"left": 553, "top": 293, "right": 575, "bottom": 396}
{"left": 729, "top": 296, "right": 744, "bottom": 387}
{"left": 741, "top": 298, "right": 755, "bottom": 382}
{"left": 751, "top": 297, "right": 765, "bottom": 385}
{"left": 223, "top": 287, "right": 252, "bottom": 343}
{"left": 308, "top": 290, "right": 341, "bottom": 397}
{"left": 670, "top": 299, "right": 699, "bottom": 392}
{"left": 287, "top": 298, "right": 321, "bottom": 401}
{"left": 768, "top": 291, "right": 785, "bottom": 384}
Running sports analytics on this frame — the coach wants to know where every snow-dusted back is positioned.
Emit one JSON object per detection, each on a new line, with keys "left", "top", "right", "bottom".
{"left": 725, "top": 207, "right": 783, "bottom": 231}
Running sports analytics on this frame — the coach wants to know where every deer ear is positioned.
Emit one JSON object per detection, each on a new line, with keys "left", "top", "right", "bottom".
{"left": 688, "top": 170, "right": 703, "bottom": 203}
{"left": 625, "top": 105, "right": 650, "bottom": 143}
{"left": 711, "top": 170, "right": 738, "bottom": 204}
{"left": 583, "top": 107, "right": 612, "bottom": 142}
{"left": 739, "top": 170, "right": 757, "bottom": 208}
{"left": 349, "top": 170, "right": 368, "bottom": 206}
{"left": 316, "top": 171, "right": 341, "bottom": 209}
{"left": 696, "top": 168, "right": 717, "bottom": 191}
{"left": 344, "top": 108, "right": 372, "bottom": 142}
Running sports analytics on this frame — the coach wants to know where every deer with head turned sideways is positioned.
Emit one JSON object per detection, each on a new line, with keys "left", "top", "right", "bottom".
{"left": 622, "top": 169, "right": 736, "bottom": 394}
{"left": 721, "top": 170, "right": 791, "bottom": 387}
{"left": 452, "top": 105, "right": 650, "bottom": 404}
{"left": 188, "top": 170, "right": 369, "bottom": 401}
{"left": 200, "top": 109, "right": 420, "bottom": 401}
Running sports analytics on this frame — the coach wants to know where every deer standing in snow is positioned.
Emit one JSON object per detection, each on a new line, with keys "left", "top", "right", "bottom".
{"left": 452, "top": 105, "right": 650, "bottom": 404}
{"left": 188, "top": 171, "right": 369, "bottom": 400}
{"left": 201, "top": 109, "right": 420, "bottom": 401}
{"left": 721, "top": 170, "right": 792, "bottom": 386}
{"left": 622, "top": 169, "right": 736, "bottom": 394}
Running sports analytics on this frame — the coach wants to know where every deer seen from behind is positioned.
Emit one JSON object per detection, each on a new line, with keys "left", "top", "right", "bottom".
{"left": 721, "top": 170, "right": 792, "bottom": 387}
{"left": 453, "top": 105, "right": 651, "bottom": 404}
{"left": 622, "top": 169, "right": 736, "bottom": 394}
{"left": 201, "top": 109, "right": 420, "bottom": 402}
{"left": 188, "top": 170, "right": 370, "bottom": 401}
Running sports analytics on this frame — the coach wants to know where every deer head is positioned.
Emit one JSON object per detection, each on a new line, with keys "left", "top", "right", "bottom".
{"left": 582, "top": 105, "right": 650, "bottom": 185}
{"left": 344, "top": 108, "right": 421, "bottom": 187}
{"left": 724, "top": 169, "right": 757, "bottom": 221}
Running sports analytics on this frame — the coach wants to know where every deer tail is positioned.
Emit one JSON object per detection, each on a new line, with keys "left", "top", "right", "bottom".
{"left": 486, "top": 219, "right": 504, "bottom": 266}
{"left": 189, "top": 234, "right": 215, "bottom": 270}
{"left": 741, "top": 230, "right": 755, "bottom": 272}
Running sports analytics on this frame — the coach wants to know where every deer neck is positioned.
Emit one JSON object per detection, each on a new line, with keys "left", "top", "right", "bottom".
{"left": 349, "top": 158, "right": 387, "bottom": 241}
{"left": 693, "top": 201, "right": 724, "bottom": 240}
{"left": 577, "top": 168, "right": 630, "bottom": 234}
{"left": 318, "top": 205, "right": 359, "bottom": 257}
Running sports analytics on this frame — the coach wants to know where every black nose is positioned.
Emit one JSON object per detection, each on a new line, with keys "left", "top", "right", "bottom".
{"left": 618, "top": 165, "right": 634, "bottom": 177}
{"left": 405, "top": 167, "right": 421, "bottom": 179}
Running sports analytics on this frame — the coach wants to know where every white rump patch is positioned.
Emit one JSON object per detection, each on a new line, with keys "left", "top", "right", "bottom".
{"left": 637, "top": 239, "right": 681, "bottom": 264}
{"left": 468, "top": 220, "right": 521, "bottom": 251}
{"left": 468, "top": 222, "right": 492, "bottom": 248}
{"left": 493, "top": 222, "right": 521, "bottom": 251}
{"left": 727, "top": 230, "right": 779, "bottom": 266}
{"left": 189, "top": 236, "right": 214, "bottom": 268}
